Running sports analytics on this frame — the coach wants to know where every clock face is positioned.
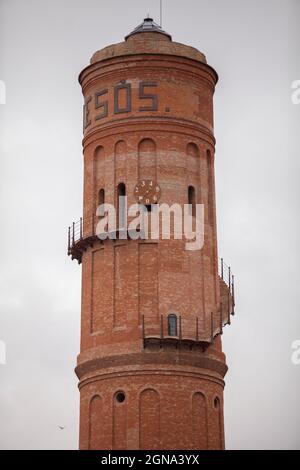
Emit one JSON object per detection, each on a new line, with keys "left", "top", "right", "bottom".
{"left": 134, "top": 179, "right": 161, "bottom": 205}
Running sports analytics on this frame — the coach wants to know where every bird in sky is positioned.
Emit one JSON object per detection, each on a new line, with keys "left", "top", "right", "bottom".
{"left": 58, "top": 425, "right": 66, "bottom": 430}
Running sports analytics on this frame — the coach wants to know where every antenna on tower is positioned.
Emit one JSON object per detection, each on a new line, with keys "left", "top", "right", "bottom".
{"left": 160, "top": 0, "right": 163, "bottom": 27}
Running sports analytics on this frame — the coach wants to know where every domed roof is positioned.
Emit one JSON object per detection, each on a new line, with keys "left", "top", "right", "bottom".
{"left": 87, "top": 17, "right": 208, "bottom": 67}
{"left": 125, "top": 16, "right": 172, "bottom": 41}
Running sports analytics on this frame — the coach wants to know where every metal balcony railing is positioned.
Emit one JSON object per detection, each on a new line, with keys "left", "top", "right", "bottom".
{"left": 142, "top": 305, "right": 233, "bottom": 351}
{"left": 218, "top": 257, "right": 232, "bottom": 288}
{"left": 68, "top": 217, "right": 83, "bottom": 252}
{"left": 67, "top": 215, "right": 99, "bottom": 262}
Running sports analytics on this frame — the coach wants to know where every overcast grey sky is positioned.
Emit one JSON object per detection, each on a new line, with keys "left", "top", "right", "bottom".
{"left": 0, "top": 0, "right": 299, "bottom": 450}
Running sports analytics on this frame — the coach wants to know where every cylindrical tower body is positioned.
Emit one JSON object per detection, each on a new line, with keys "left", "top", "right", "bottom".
{"left": 70, "top": 18, "right": 234, "bottom": 450}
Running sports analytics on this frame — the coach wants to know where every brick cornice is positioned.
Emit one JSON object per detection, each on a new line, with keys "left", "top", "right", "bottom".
{"left": 82, "top": 116, "right": 216, "bottom": 150}
{"left": 75, "top": 351, "right": 228, "bottom": 384}
{"left": 79, "top": 53, "right": 218, "bottom": 91}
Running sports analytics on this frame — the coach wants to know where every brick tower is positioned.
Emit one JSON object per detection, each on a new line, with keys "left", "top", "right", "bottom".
{"left": 68, "top": 18, "right": 235, "bottom": 450}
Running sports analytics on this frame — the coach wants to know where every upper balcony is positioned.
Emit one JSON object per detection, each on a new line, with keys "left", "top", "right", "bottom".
{"left": 67, "top": 216, "right": 98, "bottom": 263}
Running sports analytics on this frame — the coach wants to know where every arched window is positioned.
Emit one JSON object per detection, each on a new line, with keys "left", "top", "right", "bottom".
{"left": 168, "top": 313, "right": 178, "bottom": 336}
{"left": 117, "top": 182, "right": 126, "bottom": 229}
{"left": 98, "top": 189, "right": 105, "bottom": 219}
{"left": 117, "top": 182, "right": 126, "bottom": 197}
{"left": 214, "top": 396, "right": 220, "bottom": 409}
{"left": 98, "top": 188, "right": 105, "bottom": 206}
{"left": 188, "top": 185, "right": 196, "bottom": 217}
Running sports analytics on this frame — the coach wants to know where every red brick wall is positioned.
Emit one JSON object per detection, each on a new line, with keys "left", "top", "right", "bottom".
{"left": 78, "top": 362, "right": 225, "bottom": 450}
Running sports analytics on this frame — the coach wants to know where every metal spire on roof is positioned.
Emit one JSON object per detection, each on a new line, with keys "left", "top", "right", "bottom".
{"left": 125, "top": 16, "right": 172, "bottom": 41}
{"left": 160, "top": 0, "right": 163, "bottom": 27}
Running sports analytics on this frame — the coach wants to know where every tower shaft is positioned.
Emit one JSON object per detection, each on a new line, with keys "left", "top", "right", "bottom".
{"left": 69, "top": 18, "right": 234, "bottom": 450}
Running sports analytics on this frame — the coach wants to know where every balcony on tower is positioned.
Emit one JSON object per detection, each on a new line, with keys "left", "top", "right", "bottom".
{"left": 141, "top": 258, "right": 235, "bottom": 351}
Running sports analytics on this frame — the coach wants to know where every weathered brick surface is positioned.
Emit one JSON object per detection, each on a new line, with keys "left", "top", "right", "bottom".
{"left": 75, "top": 28, "right": 229, "bottom": 450}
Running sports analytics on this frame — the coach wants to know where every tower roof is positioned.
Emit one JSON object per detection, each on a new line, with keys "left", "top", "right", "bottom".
{"left": 125, "top": 17, "right": 172, "bottom": 41}
{"left": 87, "top": 18, "right": 209, "bottom": 68}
